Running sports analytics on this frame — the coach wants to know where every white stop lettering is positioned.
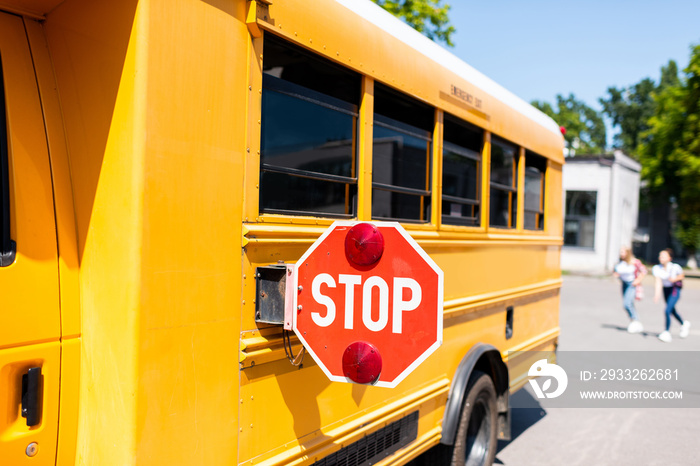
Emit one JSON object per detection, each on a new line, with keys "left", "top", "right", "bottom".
{"left": 309, "top": 274, "right": 422, "bottom": 333}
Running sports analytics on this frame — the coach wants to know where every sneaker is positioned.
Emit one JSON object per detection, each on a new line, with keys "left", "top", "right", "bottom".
{"left": 658, "top": 331, "right": 672, "bottom": 343}
{"left": 627, "top": 321, "right": 644, "bottom": 334}
{"left": 680, "top": 321, "right": 691, "bottom": 338}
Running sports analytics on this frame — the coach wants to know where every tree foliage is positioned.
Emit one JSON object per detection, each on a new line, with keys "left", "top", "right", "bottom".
{"left": 599, "top": 78, "right": 656, "bottom": 154}
{"left": 371, "top": 0, "right": 456, "bottom": 47}
{"left": 638, "top": 45, "right": 700, "bottom": 252}
{"left": 531, "top": 94, "right": 606, "bottom": 154}
{"left": 599, "top": 61, "right": 679, "bottom": 154}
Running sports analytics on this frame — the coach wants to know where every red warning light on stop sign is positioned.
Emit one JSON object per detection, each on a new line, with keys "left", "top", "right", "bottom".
{"left": 292, "top": 221, "right": 444, "bottom": 388}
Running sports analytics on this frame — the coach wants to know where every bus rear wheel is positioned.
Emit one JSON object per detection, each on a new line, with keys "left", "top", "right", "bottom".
{"left": 451, "top": 370, "right": 498, "bottom": 466}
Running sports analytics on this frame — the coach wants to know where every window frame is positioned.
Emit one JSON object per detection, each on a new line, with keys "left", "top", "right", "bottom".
{"left": 371, "top": 107, "right": 433, "bottom": 224}
{"left": 258, "top": 73, "right": 360, "bottom": 218}
{"left": 488, "top": 136, "right": 518, "bottom": 229}
{"left": 523, "top": 151, "right": 547, "bottom": 231}
{"left": 440, "top": 115, "right": 482, "bottom": 227}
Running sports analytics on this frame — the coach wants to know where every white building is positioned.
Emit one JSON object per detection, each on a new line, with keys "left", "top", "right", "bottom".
{"left": 561, "top": 150, "right": 641, "bottom": 273}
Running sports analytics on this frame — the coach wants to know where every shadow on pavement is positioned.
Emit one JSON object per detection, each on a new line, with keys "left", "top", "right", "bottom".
{"left": 600, "top": 323, "right": 657, "bottom": 338}
{"left": 493, "top": 389, "right": 547, "bottom": 464}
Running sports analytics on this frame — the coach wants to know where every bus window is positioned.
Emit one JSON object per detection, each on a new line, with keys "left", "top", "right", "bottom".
{"left": 441, "top": 115, "right": 482, "bottom": 226}
{"left": 372, "top": 83, "right": 433, "bottom": 222}
{"left": 524, "top": 151, "right": 547, "bottom": 230}
{"left": 489, "top": 137, "right": 518, "bottom": 228}
{"left": 260, "top": 34, "right": 361, "bottom": 217}
{"left": 0, "top": 57, "right": 14, "bottom": 266}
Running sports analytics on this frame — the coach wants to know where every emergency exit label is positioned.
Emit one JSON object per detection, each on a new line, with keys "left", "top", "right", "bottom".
{"left": 293, "top": 221, "right": 444, "bottom": 388}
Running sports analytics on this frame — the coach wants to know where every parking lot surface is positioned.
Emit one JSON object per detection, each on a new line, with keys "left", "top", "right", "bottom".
{"left": 495, "top": 274, "right": 700, "bottom": 466}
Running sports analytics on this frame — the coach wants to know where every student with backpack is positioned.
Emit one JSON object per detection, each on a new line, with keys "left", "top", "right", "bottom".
{"left": 653, "top": 248, "right": 690, "bottom": 343}
{"left": 613, "top": 246, "right": 646, "bottom": 333}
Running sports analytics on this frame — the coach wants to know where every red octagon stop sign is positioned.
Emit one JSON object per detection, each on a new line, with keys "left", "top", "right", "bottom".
{"left": 292, "top": 221, "right": 444, "bottom": 388}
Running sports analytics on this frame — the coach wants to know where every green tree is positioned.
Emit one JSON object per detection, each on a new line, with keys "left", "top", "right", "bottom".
{"left": 639, "top": 45, "right": 700, "bottom": 257}
{"left": 531, "top": 94, "right": 606, "bottom": 154}
{"left": 371, "top": 0, "right": 456, "bottom": 47}
{"left": 599, "top": 78, "right": 655, "bottom": 153}
{"left": 599, "top": 61, "right": 679, "bottom": 155}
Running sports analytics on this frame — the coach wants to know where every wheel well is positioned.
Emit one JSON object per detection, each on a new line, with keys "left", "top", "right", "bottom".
{"left": 473, "top": 352, "right": 509, "bottom": 410}
{"left": 440, "top": 344, "right": 511, "bottom": 445}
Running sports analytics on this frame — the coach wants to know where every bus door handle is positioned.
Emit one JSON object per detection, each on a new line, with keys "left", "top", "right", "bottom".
{"left": 21, "top": 367, "right": 41, "bottom": 426}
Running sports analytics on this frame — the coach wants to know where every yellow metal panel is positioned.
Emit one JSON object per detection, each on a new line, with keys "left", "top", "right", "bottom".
{"left": 43, "top": 0, "right": 144, "bottom": 463}
{"left": 481, "top": 132, "right": 491, "bottom": 228}
{"left": 545, "top": 162, "right": 564, "bottom": 237}
{"left": 0, "top": 342, "right": 61, "bottom": 465}
{"left": 56, "top": 338, "right": 80, "bottom": 466}
{"left": 357, "top": 76, "right": 374, "bottom": 220}
{"left": 431, "top": 109, "right": 443, "bottom": 227}
{"left": 244, "top": 35, "right": 263, "bottom": 222}
{"left": 127, "top": 2, "right": 248, "bottom": 458}
{"left": 516, "top": 147, "right": 525, "bottom": 231}
{"left": 0, "top": 13, "right": 63, "bottom": 465}
{"left": 435, "top": 243, "right": 560, "bottom": 304}
{"left": 44, "top": 0, "right": 247, "bottom": 463}
{"left": 24, "top": 18, "right": 81, "bottom": 341}
{"left": 0, "top": 11, "right": 60, "bottom": 351}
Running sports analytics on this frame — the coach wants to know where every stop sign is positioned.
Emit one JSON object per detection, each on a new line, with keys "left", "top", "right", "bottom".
{"left": 292, "top": 221, "right": 443, "bottom": 388}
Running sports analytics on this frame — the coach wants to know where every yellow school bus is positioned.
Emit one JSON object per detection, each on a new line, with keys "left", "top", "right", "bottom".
{"left": 0, "top": 0, "right": 563, "bottom": 465}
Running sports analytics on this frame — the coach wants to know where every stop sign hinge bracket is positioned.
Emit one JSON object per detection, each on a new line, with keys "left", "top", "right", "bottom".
{"left": 283, "top": 329, "right": 306, "bottom": 366}
{"left": 254, "top": 263, "right": 297, "bottom": 326}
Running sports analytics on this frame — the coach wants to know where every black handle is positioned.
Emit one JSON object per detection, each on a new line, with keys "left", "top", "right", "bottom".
{"left": 21, "top": 367, "right": 41, "bottom": 427}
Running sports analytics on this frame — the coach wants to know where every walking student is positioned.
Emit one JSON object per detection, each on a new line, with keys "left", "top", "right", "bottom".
{"left": 653, "top": 248, "right": 690, "bottom": 343}
{"left": 613, "top": 246, "right": 646, "bottom": 333}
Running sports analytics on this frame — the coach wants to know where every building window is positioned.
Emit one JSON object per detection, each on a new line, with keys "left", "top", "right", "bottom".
{"left": 441, "top": 115, "right": 482, "bottom": 226}
{"left": 524, "top": 151, "right": 547, "bottom": 230}
{"left": 260, "top": 34, "right": 361, "bottom": 217}
{"left": 489, "top": 137, "right": 518, "bottom": 228}
{"left": 372, "top": 83, "right": 433, "bottom": 222}
{"left": 564, "top": 191, "right": 597, "bottom": 248}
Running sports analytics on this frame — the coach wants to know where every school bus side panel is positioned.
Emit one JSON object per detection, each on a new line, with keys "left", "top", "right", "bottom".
{"left": 236, "top": 1, "right": 562, "bottom": 464}
{"left": 0, "top": 12, "right": 61, "bottom": 465}
{"left": 42, "top": 1, "right": 144, "bottom": 462}
{"left": 42, "top": 0, "right": 247, "bottom": 463}
{"left": 545, "top": 162, "right": 563, "bottom": 238}
{"left": 23, "top": 16, "right": 83, "bottom": 465}
{"left": 135, "top": 1, "right": 247, "bottom": 464}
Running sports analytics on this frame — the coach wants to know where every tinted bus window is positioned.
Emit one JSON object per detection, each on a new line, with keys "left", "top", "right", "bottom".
{"left": 442, "top": 115, "right": 482, "bottom": 226}
{"left": 372, "top": 83, "right": 433, "bottom": 222}
{"left": 260, "top": 34, "right": 361, "bottom": 217}
{"left": 489, "top": 137, "right": 518, "bottom": 228}
{"left": 524, "top": 151, "right": 547, "bottom": 230}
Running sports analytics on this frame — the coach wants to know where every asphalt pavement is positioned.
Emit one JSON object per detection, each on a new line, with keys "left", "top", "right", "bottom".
{"left": 495, "top": 273, "right": 700, "bottom": 466}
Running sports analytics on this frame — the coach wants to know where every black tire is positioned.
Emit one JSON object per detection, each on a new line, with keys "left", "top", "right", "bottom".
{"left": 447, "top": 370, "right": 498, "bottom": 466}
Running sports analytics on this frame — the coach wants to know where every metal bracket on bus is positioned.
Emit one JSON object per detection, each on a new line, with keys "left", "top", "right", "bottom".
{"left": 254, "top": 262, "right": 297, "bottom": 325}
{"left": 283, "top": 263, "right": 296, "bottom": 330}
{"left": 255, "top": 263, "right": 295, "bottom": 325}
{"left": 246, "top": 0, "right": 273, "bottom": 38}
{"left": 254, "top": 263, "right": 305, "bottom": 365}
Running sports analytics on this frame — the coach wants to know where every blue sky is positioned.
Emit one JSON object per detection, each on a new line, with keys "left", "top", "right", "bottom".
{"left": 449, "top": 0, "right": 700, "bottom": 116}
